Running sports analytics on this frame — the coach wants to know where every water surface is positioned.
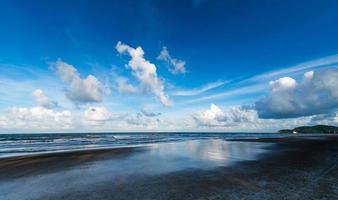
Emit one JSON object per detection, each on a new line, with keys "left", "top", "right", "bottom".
{"left": 0, "top": 139, "right": 273, "bottom": 200}
{"left": 0, "top": 132, "right": 282, "bottom": 158}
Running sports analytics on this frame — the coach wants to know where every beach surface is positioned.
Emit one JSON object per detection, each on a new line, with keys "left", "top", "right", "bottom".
{"left": 0, "top": 135, "right": 337, "bottom": 200}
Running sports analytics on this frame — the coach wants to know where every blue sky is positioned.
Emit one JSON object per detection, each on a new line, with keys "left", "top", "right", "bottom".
{"left": 1, "top": 0, "right": 338, "bottom": 133}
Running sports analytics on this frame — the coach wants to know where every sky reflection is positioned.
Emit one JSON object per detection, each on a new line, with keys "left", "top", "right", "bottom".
{"left": 0, "top": 139, "right": 273, "bottom": 200}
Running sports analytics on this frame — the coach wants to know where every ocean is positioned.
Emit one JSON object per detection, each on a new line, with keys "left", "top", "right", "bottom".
{"left": 0, "top": 132, "right": 284, "bottom": 158}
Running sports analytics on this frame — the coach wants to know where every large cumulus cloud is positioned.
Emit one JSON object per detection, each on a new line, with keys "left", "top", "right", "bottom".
{"left": 255, "top": 68, "right": 338, "bottom": 119}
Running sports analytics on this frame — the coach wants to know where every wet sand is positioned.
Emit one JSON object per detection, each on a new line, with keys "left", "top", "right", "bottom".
{"left": 0, "top": 136, "right": 337, "bottom": 200}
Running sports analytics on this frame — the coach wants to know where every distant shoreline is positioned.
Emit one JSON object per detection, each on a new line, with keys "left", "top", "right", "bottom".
{"left": 279, "top": 125, "right": 338, "bottom": 134}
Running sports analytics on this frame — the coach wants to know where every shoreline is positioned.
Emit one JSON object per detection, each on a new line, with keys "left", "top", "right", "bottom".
{"left": 0, "top": 146, "right": 146, "bottom": 180}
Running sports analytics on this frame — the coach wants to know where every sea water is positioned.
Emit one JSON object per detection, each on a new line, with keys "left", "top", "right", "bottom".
{"left": 0, "top": 132, "right": 284, "bottom": 158}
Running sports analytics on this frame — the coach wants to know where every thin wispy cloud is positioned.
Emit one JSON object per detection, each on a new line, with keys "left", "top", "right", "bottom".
{"left": 184, "top": 54, "right": 338, "bottom": 104}
{"left": 185, "top": 83, "right": 267, "bottom": 104}
{"left": 243, "top": 54, "right": 338, "bottom": 83}
{"left": 172, "top": 80, "right": 227, "bottom": 96}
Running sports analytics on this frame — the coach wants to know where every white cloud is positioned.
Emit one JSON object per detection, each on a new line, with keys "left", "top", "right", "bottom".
{"left": 125, "top": 112, "right": 161, "bottom": 129}
{"left": 51, "top": 59, "right": 102, "bottom": 104}
{"left": 186, "top": 104, "right": 330, "bottom": 132}
{"left": 269, "top": 77, "right": 297, "bottom": 92}
{"left": 32, "top": 89, "right": 58, "bottom": 108}
{"left": 255, "top": 68, "right": 338, "bottom": 119}
{"left": 304, "top": 71, "right": 314, "bottom": 80}
{"left": 172, "top": 80, "right": 227, "bottom": 96}
{"left": 0, "top": 106, "right": 74, "bottom": 130}
{"left": 116, "top": 77, "right": 138, "bottom": 94}
{"left": 84, "top": 106, "right": 115, "bottom": 122}
{"left": 116, "top": 41, "right": 171, "bottom": 106}
{"left": 1, "top": 105, "right": 335, "bottom": 132}
{"left": 157, "top": 46, "right": 186, "bottom": 74}
{"left": 0, "top": 106, "right": 130, "bottom": 131}
{"left": 193, "top": 104, "right": 226, "bottom": 127}
{"left": 192, "top": 104, "right": 258, "bottom": 127}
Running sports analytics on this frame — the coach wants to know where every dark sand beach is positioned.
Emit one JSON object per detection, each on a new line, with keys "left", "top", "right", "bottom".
{"left": 0, "top": 136, "right": 337, "bottom": 200}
